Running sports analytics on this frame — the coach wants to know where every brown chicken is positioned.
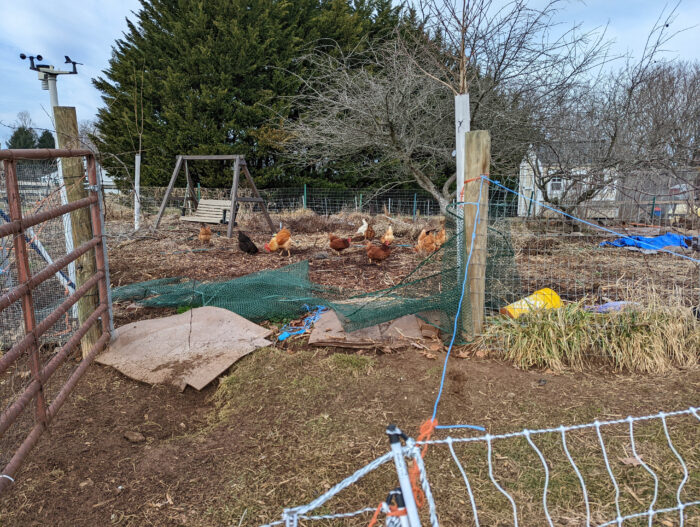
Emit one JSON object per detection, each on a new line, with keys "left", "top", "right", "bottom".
{"left": 198, "top": 223, "right": 212, "bottom": 244}
{"left": 366, "top": 242, "right": 391, "bottom": 265}
{"left": 264, "top": 228, "right": 292, "bottom": 257}
{"left": 329, "top": 233, "right": 352, "bottom": 254}
{"left": 380, "top": 225, "right": 394, "bottom": 245}
{"left": 434, "top": 227, "right": 446, "bottom": 249}
{"left": 365, "top": 224, "right": 375, "bottom": 241}
{"left": 414, "top": 229, "right": 437, "bottom": 255}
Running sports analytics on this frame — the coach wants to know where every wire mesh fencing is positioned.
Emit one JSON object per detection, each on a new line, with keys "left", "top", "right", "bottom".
{"left": 109, "top": 185, "right": 449, "bottom": 221}
{"left": 260, "top": 407, "right": 700, "bottom": 527}
{"left": 0, "top": 149, "right": 112, "bottom": 494}
{"left": 0, "top": 160, "right": 78, "bottom": 349}
{"left": 484, "top": 180, "right": 700, "bottom": 308}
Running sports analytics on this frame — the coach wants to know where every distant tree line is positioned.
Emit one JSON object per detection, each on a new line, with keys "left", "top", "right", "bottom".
{"left": 4, "top": 112, "right": 55, "bottom": 150}
{"left": 93, "top": 0, "right": 403, "bottom": 190}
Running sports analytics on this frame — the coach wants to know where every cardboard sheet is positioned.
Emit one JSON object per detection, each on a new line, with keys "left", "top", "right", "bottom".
{"left": 97, "top": 306, "right": 271, "bottom": 390}
{"left": 308, "top": 310, "right": 425, "bottom": 349}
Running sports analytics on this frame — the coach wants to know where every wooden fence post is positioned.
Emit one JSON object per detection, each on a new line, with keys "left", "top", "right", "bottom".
{"left": 54, "top": 106, "right": 101, "bottom": 358}
{"left": 462, "top": 130, "right": 490, "bottom": 337}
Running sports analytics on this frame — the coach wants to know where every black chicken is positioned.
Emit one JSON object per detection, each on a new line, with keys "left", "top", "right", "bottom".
{"left": 238, "top": 231, "right": 258, "bottom": 254}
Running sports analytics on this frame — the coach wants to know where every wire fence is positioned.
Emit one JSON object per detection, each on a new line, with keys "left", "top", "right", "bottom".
{"left": 0, "top": 148, "right": 112, "bottom": 495}
{"left": 261, "top": 407, "right": 700, "bottom": 526}
{"left": 0, "top": 160, "right": 78, "bottom": 349}
{"left": 106, "top": 180, "right": 700, "bottom": 315}
{"left": 485, "top": 196, "right": 700, "bottom": 312}
{"left": 112, "top": 186, "right": 475, "bottom": 219}
{"left": 257, "top": 177, "right": 699, "bottom": 526}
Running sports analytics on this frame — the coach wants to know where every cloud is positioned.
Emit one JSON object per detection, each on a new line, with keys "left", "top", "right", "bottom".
{"left": 1, "top": 0, "right": 698, "bottom": 146}
{"left": 0, "top": 0, "right": 141, "bottom": 145}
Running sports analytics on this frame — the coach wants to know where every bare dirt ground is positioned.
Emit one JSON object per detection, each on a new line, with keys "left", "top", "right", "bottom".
{"left": 107, "top": 213, "right": 430, "bottom": 294}
{"left": 1, "top": 350, "right": 698, "bottom": 527}
{"left": 1, "top": 212, "right": 698, "bottom": 526}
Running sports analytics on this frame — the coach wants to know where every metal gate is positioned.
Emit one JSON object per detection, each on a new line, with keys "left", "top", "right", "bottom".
{"left": 0, "top": 148, "right": 112, "bottom": 494}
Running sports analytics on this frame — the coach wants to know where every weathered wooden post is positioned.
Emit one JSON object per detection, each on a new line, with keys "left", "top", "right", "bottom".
{"left": 462, "top": 130, "right": 490, "bottom": 336}
{"left": 54, "top": 106, "right": 101, "bottom": 357}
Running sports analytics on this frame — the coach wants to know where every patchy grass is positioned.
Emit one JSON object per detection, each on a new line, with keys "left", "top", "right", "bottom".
{"left": 328, "top": 353, "right": 375, "bottom": 374}
{"left": 483, "top": 302, "right": 700, "bottom": 373}
{"left": 1, "top": 347, "right": 698, "bottom": 527}
{"left": 202, "top": 348, "right": 700, "bottom": 526}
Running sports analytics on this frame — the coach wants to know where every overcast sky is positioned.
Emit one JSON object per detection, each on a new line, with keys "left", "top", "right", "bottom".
{"left": 1, "top": 0, "right": 698, "bottom": 147}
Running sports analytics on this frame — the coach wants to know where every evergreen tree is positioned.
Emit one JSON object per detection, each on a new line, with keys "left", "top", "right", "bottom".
{"left": 37, "top": 130, "right": 55, "bottom": 149}
{"left": 94, "top": 0, "right": 402, "bottom": 189}
{"left": 6, "top": 126, "right": 38, "bottom": 149}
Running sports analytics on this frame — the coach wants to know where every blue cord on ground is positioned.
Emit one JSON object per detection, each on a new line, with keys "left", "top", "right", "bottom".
{"left": 278, "top": 304, "right": 328, "bottom": 341}
{"left": 430, "top": 177, "right": 486, "bottom": 433}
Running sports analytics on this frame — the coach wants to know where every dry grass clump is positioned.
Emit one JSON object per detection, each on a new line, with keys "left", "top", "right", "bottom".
{"left": 484, "top": 302, "right": 699, "bottom": 373}
{"left": 239, "top": 207, "right": 446, "bottom": 239}
{"left": 241, "top": 208, "right": 353, "bottom": 234}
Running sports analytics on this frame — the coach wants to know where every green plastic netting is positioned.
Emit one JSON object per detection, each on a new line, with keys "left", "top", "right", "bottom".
{"left": 112, "top": 204, "right": 522, "bottom": 340}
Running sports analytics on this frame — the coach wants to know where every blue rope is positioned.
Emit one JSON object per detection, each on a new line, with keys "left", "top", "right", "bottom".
{"left": 278, "top": 304, "right": 328, "bottom": 341}
{"left": 483, "top": 177, "right": 700, "bottom": 263}
{"left": 436, "top": 424, "right": 486, "bottom": 431}
{"left": 431, "top": 178, "right": 484, "bottom": 426}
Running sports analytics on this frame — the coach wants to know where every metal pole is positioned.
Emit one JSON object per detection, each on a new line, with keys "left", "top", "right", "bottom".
{"left": 134, "top": 153, "right": 141, "bottom": 230}
{"left": 386, "top": 425, "right": 422, "bottom": 527}
{"left": 303, "top": 184, "right": 307, "bottom": 210}
{"left": 413, "top": 193, "right": 417, "bottom": 222}
{"left": 91, "top": 161, "right": 115, "bottom": 335}
{"left": 47, "top": 75, "right": 59, "bottom": 107}
{"left": 45, "top": 78, "right": 78, "bottom": 317}
{"left": 455, "top": 93, "right": 470, "bottom": 205}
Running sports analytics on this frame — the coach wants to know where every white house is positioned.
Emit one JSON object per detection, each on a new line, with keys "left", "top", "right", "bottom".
{"left": 516, "top": 147, "right": 618, "bottom": 219}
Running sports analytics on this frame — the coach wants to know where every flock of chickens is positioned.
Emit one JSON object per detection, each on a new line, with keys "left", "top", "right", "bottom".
{"left": 198, "top": 217, "right": 446, "bottom": 266}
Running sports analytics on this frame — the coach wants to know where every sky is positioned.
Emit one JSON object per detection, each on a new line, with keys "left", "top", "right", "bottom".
{"left": 0, "top": 0, "right": 699, "bottom": 147}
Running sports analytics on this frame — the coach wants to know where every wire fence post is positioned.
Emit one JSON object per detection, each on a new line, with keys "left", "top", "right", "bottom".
{"left": 134, "top": 153, "right": 141, "bottom": 230}
{"left": 303, "top": 184, "right": 307, "bottom": 210}
{"left": 359, "top": 193, "right": 363, "bottom": 212}
{"left": 413, "top": 194, "right": 418, "bottom": 222}
{"left": 387, "top": 425, "right": 422, "bottom": 527}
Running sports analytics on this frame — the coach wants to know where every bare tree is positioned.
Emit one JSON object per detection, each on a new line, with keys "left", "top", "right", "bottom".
{"left": 15, "top": 111, "right": 34, "bottom": 130}
{"left": 527, "top": 5, "right": 698, "bottom": 217}
{"left": 284, "top": 1, "right": 612, "bottom": 212}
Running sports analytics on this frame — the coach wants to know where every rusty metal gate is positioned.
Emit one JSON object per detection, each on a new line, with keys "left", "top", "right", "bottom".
{"left": 0, "top": 148, "right": 112, "bottom": 494}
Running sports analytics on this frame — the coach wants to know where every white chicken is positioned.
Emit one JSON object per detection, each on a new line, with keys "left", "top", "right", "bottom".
{"left": 355, "top": 218, "right": 368, "bottom": 237}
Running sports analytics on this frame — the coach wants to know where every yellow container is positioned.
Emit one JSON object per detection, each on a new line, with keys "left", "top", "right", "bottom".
{"left": 500, "top": 288, "right": 562, "bottom": 319}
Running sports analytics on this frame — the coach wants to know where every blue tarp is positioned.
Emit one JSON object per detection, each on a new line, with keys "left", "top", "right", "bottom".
{"left": 600, "top": 232, "right": 692, "bottom": 251}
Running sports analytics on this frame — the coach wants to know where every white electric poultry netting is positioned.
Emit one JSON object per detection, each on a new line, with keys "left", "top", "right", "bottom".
{"left": 260, "top": 407, "right": 700, "bottom": 527}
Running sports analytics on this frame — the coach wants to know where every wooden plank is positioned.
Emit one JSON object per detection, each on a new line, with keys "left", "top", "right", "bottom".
{"left": 180, "top": 155, "right": 243, "bottom": 161}
{"left": 180, "top": 217, "right": 222, "bottom": 223}
{"left": 227, "top": 158, "right": 241, "bottom": 238}
{"left": 184, "top": 160, "right": 198, "bottom": 209}
{"left": 54, "top": 106, "right": 101, "bottom": 357}
{"left": 198, "top": 199, "right": 232, "bottom": 206}
{"left": 462, "top": 130, "right": 490, "bottom": 337}
{"left": 153, "top": 156, "right": 183, "bottom": 230}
